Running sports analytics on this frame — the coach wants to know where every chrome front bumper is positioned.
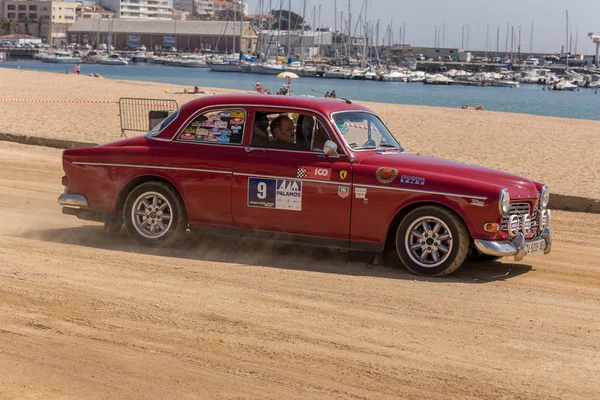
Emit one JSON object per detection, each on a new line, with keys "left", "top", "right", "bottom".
{"left": 58, "top": 193, "right": 88, "bottom": 208}
{"left": 474, "top": 228, "right": 552, "bottom": 262}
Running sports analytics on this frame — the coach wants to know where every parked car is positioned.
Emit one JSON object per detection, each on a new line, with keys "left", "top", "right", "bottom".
{"left": 58, "top": 95, "right": 552, "bottom": 276}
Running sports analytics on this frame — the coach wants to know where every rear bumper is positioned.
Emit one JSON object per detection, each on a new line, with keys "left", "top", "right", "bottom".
{"left": 58, "top": 193, "right": 88, "bottom": 208}
{"left": 474, "top": 228, "right": 552, "bottom": 261}
{"left": 58, "top": 193, "right": 106, "bottom": 222}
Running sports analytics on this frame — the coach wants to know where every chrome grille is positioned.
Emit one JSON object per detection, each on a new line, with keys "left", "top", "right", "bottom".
{"left": 501, "top": 203, "right": 531, "bottom": 231}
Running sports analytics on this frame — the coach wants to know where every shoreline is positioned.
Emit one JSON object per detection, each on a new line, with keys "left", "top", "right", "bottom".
{"left": 3, "top": 62, "right": 600, "bottom": 122}
{"left": 1, "top": 68, "right": 598, "bottom": 199}
{"left": 2, "top": 67, "right": 600, "bottom": 122}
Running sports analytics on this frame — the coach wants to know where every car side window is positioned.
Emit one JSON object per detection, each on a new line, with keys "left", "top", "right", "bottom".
{"left": 176, "top": 108, "right": 246, "bottom": 145}
{"left": 250, "top": 111, "right": 332, "bottom": 152}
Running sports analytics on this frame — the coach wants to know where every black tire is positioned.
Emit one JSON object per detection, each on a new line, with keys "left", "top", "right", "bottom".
{"left": 103, "top": 214, "right": 122, "bottom": 235}
{"left": 396, "top": 206, "right": 469, "bottom": 276}
{"left": 123, "top": 181, "right": 187, "bottom": 246}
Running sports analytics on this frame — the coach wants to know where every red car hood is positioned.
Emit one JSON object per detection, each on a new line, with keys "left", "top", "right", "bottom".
{"left": 358, "top": 151, "right": 540, "bottom": 199}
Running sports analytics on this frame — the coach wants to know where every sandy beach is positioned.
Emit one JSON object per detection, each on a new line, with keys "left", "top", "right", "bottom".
{"left": 0, "top": 140, "right": 599, "bottom": 399}
{"left": 0, "top": 68, "right": 598, "bottom": 199}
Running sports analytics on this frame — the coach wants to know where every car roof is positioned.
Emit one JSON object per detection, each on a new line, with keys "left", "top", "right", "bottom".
{"left": 179, "top": 94, "right": 373, "bottom": 116}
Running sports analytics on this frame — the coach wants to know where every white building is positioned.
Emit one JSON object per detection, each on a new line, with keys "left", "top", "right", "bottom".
{"left": 212, "top": 0, "right": 246, "bottom": 15}
{"left": 99, "top": 0, "right": 173, "bottom": 20}
{"left": 174, "top": 0, "right": 213, "bottom": 16}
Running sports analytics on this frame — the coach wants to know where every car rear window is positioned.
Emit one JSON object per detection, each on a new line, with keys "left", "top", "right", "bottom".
{"left": 175, "top": 109, "right": 246, "bottom": 145}
{"left": 145, "top": 109, "right": 179, "bottom": 137}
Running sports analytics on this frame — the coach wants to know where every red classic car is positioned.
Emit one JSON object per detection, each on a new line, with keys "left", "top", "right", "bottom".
{"left": 58, "top": 94, "right": 551, "bottom": 276}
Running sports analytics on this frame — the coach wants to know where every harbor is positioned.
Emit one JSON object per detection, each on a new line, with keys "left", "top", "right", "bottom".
{"left": 2, "top": 59, "right": 600, "bottom": 121}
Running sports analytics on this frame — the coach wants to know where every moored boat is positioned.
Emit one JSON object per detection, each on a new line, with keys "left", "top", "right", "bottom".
{"left": 39, "top": 50, "right": 81, "bottom": 64}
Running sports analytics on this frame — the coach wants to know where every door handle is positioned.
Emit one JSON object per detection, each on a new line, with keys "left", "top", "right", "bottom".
{"left": 245, "top": 147, "right": 266, "bottom": 153}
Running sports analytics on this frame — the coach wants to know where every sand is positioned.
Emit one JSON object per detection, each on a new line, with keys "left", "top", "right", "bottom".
{"left": 0, "top": 141, "right": 599, "bottom": 399}
{"left": 0, "top": 68, "right": 598, "bottom": 199}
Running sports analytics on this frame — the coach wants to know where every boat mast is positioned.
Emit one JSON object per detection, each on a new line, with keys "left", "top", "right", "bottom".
{"left": 363, "top": 0, "right": 369, "bottom": 65}
{"left": 232, "top": 11, "right": 236, "bottom": 55}
{"left": 286, "top": 0, "right": 291, "bottom": 59}
{"left": 348, "top": 0, "right": 351, "bottom": 58}
{"left": 312, "top": 6, "right": 316, "bottom": 59}
{"left": 277, "top": 0, "right": 282, "bottom": 57}
{"left": 333, "top": 0, "right": 337, "bottom": 58}
{"left": 300, "top": 0, "right": 306, "bottom": 64}
{"left": 240, "top": 0, "right": 244, "bottom": 56}
{"left": 565, "top": 10, "right": 569, "bottom": 68}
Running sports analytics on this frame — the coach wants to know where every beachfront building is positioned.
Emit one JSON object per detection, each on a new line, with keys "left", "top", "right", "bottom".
{"left": 2, "top": 0, "right": 79, "bottom": 45}
{"left": 0, "top": 32, "right": 42, "bottom": 45}
{"left": 212, "top": 0, "right": 246, "bottom": 16}
{"left": 76, "top": 4, "right": 116, "bottom": 19}
{"left": 67, "top": 18, "right": 258, "bottom": 52}
{"left": 173, "top": 0, "right": 213, "bottom": 17}
{"left": 98, "top": 0, "right": 172, "bottom": 20}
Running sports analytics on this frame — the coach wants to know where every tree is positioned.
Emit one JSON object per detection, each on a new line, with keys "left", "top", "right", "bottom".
{"left": 215, "top": 8, "right": 242, "bottom": 22}
{"left": 0, "top": 17, "right": 8, "bottom": 35}
{"left": 270, "top": 10, "right": 306, "bottom": 31}
{"left": 19, "top": 18, "right": 31, "bottom": 35}
{"left": 35, "top": 16, "right": 47, "bottom": 38}
{"left": 1, "top": 19, "right": 18, "bottom": 35}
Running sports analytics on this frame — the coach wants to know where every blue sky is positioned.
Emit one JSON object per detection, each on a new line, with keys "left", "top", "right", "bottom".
{"left": 245, "top": 0, "right": 599, "bottom": 54}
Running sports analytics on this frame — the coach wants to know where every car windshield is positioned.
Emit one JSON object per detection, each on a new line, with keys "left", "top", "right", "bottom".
{"left": 145, "top": 109, "right": 180, "bottom": 137}
{"left": 332, "top": 112, "right": 402, "bottom": 151}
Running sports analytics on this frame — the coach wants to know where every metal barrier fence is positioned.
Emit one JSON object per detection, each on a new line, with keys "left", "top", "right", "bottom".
{"left": 118, "top": 97, "right": 178, "bottom": 137}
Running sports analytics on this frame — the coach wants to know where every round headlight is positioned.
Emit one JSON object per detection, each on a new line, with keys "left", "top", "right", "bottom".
{"left": 540, "top": 185, "right": 550, "bottom": 209}
{"left": 499, "top": 188, "right": 510, "bottom": 215}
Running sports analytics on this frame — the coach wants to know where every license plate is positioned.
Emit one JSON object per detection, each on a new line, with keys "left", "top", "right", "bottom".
{"left": 525, "top": 239, "right": 546, "bottom": 256}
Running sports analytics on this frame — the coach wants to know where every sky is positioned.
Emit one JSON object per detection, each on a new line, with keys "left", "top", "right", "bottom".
{"left": 245, "top": 0, "right": 600, "bottom": 55}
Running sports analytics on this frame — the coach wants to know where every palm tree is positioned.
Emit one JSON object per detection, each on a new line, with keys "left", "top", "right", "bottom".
{"left": 19, "top": 18, "right": 30, "bottom": 35}
{"left": 4, "top": 19, "right": 18, "bottom": 35}
{"left": 35, "top": 16, "right": 47, "bottom": 38}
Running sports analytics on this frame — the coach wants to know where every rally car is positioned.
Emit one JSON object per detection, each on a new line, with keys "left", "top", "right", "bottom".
{"left": 58, "top": 94, "right": 551, "bottom": 276}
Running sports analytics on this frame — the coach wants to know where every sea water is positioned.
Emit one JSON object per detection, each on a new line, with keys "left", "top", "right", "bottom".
{"left": 2, "top": 60, "right": 599, "bottom": 121}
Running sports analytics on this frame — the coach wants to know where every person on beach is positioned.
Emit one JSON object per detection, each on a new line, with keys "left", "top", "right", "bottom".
{"left": 194, "top": 86, "right": 199, "bottom": 94}
{"left": 324, "top": 91, "right": 330, "bottom": 98}
{"left": 330, "top": 90, "right": 337, "bottom": 98}
{"left": 76, "top": 64, "right": 81, "bottom": 75}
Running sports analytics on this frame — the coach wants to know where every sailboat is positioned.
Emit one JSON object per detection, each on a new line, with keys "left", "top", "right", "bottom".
{"left": 96, "top": 18, "right": 128, "bottom": 65}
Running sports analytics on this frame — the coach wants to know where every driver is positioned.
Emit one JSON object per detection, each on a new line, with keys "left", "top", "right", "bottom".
{"left": 269, "top": 115, "right": 303, "bottom": 150}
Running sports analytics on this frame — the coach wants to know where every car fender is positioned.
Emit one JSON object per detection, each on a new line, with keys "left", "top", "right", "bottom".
{"left": 115, "top": 170, "right": 188, "bottom": 213}
{"left": 385, "top": 194, "right": 477, "bottom": 238}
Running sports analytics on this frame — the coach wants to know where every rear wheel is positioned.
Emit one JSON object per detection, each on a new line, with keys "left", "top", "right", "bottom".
{"left": 396, "top": 206, "right": 469, "bottom": 276}
{"left": 123, "top": 182, "right": 187, "bottom": 246}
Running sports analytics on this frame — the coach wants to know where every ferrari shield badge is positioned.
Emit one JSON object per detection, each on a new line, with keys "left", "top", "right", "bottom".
{"left": 340, "top": 170, "right": 347, "bottom": 180}
{"left": 376, "top": 167, "right": 398, "bottom": 184}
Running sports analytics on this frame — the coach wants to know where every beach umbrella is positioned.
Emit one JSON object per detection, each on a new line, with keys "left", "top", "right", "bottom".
{"left": 277, "top": 71, "right": 299, "bottom": 95}
{"left": 277, "top": 71, "right": 300, "bottom": 79}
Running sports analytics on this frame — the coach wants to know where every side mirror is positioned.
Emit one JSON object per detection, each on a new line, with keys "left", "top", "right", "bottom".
{"left": 323, "top": 140, "right": 340, "bottom": 158}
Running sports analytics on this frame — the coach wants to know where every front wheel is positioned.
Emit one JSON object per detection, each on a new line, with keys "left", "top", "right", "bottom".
{"left": 123, "top": 182, "right": 188, "bottom": 246}
{"left": 396, "top": 206, "right": 469, "bottom": 276}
